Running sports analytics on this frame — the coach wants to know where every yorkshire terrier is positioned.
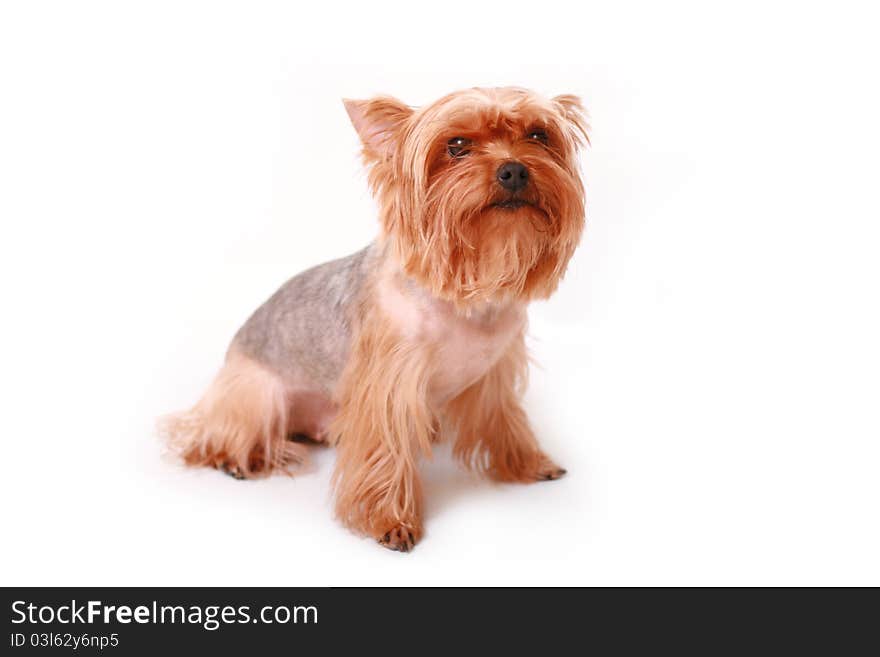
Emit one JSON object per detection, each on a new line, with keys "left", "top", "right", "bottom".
{"left": 164, "top": 87, "right": 588, "bottom": 551}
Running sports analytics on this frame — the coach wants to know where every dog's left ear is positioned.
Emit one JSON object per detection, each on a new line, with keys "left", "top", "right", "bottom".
{"left": 343, "top": 96, "right": 414, "bottom": 160}
{"left": 553, "top": 94, "right": 590, "bottom": 147}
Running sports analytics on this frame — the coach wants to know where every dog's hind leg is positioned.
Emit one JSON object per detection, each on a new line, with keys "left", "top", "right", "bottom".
{"left": 161, "top": 348, "right": 307, "bottom": 479}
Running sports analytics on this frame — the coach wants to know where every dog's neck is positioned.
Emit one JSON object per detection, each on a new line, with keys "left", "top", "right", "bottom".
{"left": 374, "top": 240, "right": 526, "bottom": 326}
{"left": 372, "top": 240, "right": 528, "bottom": 404}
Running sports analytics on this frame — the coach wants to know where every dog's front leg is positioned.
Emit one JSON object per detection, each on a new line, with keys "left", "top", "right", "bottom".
{"left": 447, "top": 334, "right": 566, "bottom": 483}
{"left": 329, "top": 316, "right": 436, "bottom": 552}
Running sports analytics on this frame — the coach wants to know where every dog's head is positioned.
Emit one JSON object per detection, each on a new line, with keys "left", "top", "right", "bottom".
{"left": 345, "top": 87, "right": 588, "bottom": 306}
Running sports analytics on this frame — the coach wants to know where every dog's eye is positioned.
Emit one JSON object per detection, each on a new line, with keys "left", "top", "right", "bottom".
{"left": 447, "top": 137, "right": 472, "bottom": 157}
{"left": 527, "top": 130, "right": 549, "bottom": 143}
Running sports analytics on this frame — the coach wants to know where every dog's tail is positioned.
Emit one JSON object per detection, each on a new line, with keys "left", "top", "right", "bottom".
{"left": 159, "top": 349, "right": 306, "bottom": 478}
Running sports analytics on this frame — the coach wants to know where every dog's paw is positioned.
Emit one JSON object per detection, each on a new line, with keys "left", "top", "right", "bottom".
{"left": 536, "top": 458, "right": 567, "bottom": 481}
{"left": 216, "top": 460, "right": 247, "bottom": 480}
{"left": 377, "top": 525, "right": 420, "bottom": 553}
{"left": 210, "top": 446, "right": 273, "bottom": 480}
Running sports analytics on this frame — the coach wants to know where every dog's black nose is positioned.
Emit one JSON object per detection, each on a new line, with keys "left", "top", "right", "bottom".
{"left": 496, "top": 161, "right": 529, "bottom": 192}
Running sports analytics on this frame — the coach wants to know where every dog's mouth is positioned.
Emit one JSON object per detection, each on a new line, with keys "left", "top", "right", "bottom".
{"left": 491, "top": 198, "right": 534, "bottom": 210}
{"left": 488, "top": 197, "right": 551, "bottom": 226}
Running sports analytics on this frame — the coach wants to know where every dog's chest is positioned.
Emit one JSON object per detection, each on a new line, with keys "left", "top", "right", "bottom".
{"left": 429, "top": 307, "right": 524, "bottom": 402}
{"left": 378, "top": 277, "right": 526, "bottom": 403}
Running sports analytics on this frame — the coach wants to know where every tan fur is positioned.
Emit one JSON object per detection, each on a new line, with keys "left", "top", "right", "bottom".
{"left": 329, "top": 277, "right": 437, "bottom": 546}
{"left": 160, "top": 349, "right": 307, "bottom": 479}
{"left": 163, "top": 87, "right": 588, "bottom": 551}
{"left": 349, "top": 87, "right": 587, "bottom": 307}
{"left": 447, "top": 330, "right": 563, "bottom": 482}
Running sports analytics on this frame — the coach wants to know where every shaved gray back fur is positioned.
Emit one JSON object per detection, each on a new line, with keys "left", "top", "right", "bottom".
{"left": 232, "top": 243, "right": 379, "bottom": 391}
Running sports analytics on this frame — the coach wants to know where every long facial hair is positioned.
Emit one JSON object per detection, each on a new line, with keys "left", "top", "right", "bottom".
{"left": 346, "top": 87, "right": 589, "bottom": 308}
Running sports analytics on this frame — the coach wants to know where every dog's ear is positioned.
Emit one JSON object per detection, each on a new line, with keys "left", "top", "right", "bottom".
{"left": 343, "top": 96, "right": 414, "bottom": 160}
{"left": 553, "top": 94, "right": 590, "bottom": 147}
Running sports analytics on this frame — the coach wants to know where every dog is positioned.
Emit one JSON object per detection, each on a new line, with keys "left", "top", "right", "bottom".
{"left": 163, "top": 87, "right": 588, "bottom": 551}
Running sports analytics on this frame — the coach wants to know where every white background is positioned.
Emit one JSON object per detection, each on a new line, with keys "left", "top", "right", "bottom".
{"left": 1, "top": 1, "right": 878, "bottom": 586}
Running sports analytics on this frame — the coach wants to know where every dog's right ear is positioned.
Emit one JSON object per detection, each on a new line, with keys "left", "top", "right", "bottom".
{"left": 343, "top": 96, "right": 413, "bottom": 161}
